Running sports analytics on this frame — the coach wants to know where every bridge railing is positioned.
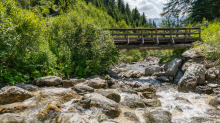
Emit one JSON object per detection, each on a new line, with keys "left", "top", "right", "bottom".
{"left": 105, "top": 27, "right": 201, "bottom": 46}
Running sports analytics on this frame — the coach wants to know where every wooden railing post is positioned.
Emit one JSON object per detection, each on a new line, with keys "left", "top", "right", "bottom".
{"left": 156, "top": 29, "right": 159, "bottom": 45}
{"left": 176, "top": 29, "right": 179, "bottom": 37}
{"left": 185, "top": 28, "right": 187, "bottom": 43}
{"left": 141, "top": 29, "right": 144, "bottom": 45}
{"left": 127, "top": 29, "right": 129, "bottom": 44}
{"left": 112, "top": 29, "right": 114, "bottom": 42}
{"left": 163, "top": 30, "right": 165, "bottom": 38}
{"left": 199, "top": 27, "right": 201, "bottom": 40}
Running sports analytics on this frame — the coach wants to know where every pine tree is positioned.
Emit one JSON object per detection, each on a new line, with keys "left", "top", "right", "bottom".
{"left": 141, "top": 12, "right": 147, "bottom": 26}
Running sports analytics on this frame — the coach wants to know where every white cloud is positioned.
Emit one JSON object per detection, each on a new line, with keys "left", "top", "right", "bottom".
{"left": 151, "top": 0, "right": 167, "bottom": 4}
{"left": 124, "top": 0, "right": 163, "bottom": 18}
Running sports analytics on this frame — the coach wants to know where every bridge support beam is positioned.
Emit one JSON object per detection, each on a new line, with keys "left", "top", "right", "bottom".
{"left": 116, "top": 44, "right": 193, "bottom": 50}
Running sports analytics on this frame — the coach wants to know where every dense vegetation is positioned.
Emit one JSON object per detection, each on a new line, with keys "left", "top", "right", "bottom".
{"left": 0, "top": 0, "right": 124, "bottom": 84}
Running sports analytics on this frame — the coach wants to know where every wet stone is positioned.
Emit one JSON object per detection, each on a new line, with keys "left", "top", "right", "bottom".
{"left": 0, "top": 113, "right": 26, "bottom": 123}
{"left": 96, "top": 89, "right": 121, "bottom": 103}
{"left": 72, "top": 85, "right": 94, "bottom": 95}
{"left": 143, "top": 110, "right": 172, "bottom": 123}
{"left": 0, "top": 86, "right": 33, "bottom": 105}
{"left": 14, "top": 84, "right": 38, "bottom": 91}
{"left": 33, "top": 76, "right": 62, "bottom": 86}
{"left": 62, "top": 80, "right": 77, "bottom": 88}
{"left": 142, "top": 99, "right": 161, "bottom": 107}
{"left": 87, "top": 77, "right": 107, "bottom": 89}
{"left": 195, "top": 86, "right": 214, "bottom": 94}
{"left": 124, "top": 112, "right": 139, "bottom": 122}
{"left": 120, "top": 94, "right": 145, "bottom": 109}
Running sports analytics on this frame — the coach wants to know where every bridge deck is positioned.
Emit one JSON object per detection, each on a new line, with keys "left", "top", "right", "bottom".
{"left": 107, "top": 27, "right": 201, "bottom": 50}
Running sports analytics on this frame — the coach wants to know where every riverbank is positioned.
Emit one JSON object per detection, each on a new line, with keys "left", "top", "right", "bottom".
{"left": 0, "top": 48, "right": 220, "bottom": 123}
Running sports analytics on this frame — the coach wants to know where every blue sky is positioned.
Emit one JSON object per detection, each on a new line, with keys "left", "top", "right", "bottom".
{"left": 123, "top": 0, "right": 167, "bottom": 19}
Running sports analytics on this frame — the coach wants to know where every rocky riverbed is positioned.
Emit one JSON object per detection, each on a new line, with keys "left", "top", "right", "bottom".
{"left": 1, "top": 48, "right": 220, "bottom": 123}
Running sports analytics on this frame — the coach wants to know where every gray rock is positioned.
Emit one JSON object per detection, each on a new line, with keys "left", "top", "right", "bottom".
{"left": 143, "top": 110, "right": 172, "bottom": 123}
{"left": 174, "top": 70, "right": 184, "bottom": 84}
{"left": 142, "top": 99, "right": 161, "bottom": 107}
{"left": 142, "top": 91, "right": 157, "bottom": 99}
{"left": 181, "top": 49, "right": 200, "bottom": 58}
{"left": 107, "top": 70, "right": 119, "bottom": 78}
{"left": 178, "top": 64, "right": 206, "bottom": 92}
{"left": 83, "top": 93, "right": 121, "bottom": 118}
{"left": 0, "top": 86, "right": 32, "bottom": 105}
{"left": 209, "top": 97, "right": 220, "bottom": 108}
{"left": 152, "top": 72, "right": 166, "bottom": 77}
{"left": 96, "top": 89, "right": 121, "bottom": 103}
{"left": 156, "top": 76, "right": 169, "bottom": 82}
{"left": 169, "top": 76, "right": 174, "bottom": 81}
{"left": 119, "top": 71, "right": 143, "bottom": 78}
{"left": 33, "top": 76, "right": 62, "bottom": 86}
{"left": 145, "top": 65, "right": 161, "bottom": 76}
{"left": 0, "top": 113, "right": 26, "bottom": 123}
{"left": 195, "top": 86, "right": 214, "bottom": 94}
{"left": 137, "top": 83, "right": 155, "bottom": 92}
{"left": 165, "top": 58, "right": 182, "bottom": 77}
{"left": 120, "top": 94, "right": 145, "bottom": 109}
{"left": 56, "top": 113, "right": 99, "bottom": 123}
{"left": 116, "top": 88, "right": 137, "bottom": 94}
{"left": 40, "top": 88, "right": 80, "bottom": 103}
{"left": 206, "top": 67, "right": 219, "bottom": 80}
{"left": 72, "top": 85, "right": 94, "bottom": 95}
{"left": 87, "top": 77, "right": 107, "bottom": 89}
{"left": 62, "top": 80, "right": 77, "bottom": 88}
{"left": 208, "top": 83, "right": 219, "bottom": 88}
{"left": 124, "top": 112, "right": 139, "bottom": 122}
{"left": 175, "top": 97, "right": 191, "bottom": 104}
{"left": 14, "top": 84, "right": 38, "bottom": 91}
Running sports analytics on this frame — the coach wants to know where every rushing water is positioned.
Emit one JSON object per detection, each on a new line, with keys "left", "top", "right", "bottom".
{"left": 123, "top": 63, "right": 220, "bottom": 123}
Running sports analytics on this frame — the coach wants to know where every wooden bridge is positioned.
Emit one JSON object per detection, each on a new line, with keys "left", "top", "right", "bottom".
{"left": 107, "top": 27, "right": 201, "bottom": 50}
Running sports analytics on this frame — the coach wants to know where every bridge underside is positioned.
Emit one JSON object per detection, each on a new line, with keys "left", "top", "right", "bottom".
{"left": 116, "top": 44, "right": 193, "bottom": 50}
{"left": 114, "top": 37, "right": 198, "bottom": 50}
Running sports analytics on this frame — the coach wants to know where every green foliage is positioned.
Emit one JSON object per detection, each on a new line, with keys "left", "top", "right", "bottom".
{"left": 0, "top": 0, "right": 120, "bottom": 84}
{"left": 195, "top": 19, "right": 220, "bottom": 59}
{"left": 119, "top": 50, "right": 143, "bottom": 63}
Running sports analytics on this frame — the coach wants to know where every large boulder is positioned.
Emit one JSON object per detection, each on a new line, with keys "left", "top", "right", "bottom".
{"left": 195, "top": 86, "right": 214, "bottom": 94}
{"left": 178, "top": 64, "right": 206, "bottom": 92}
{"left": 107, "top": 70, "right": 119, "bottom": 78}
{"left": 0, "top": 113, "right": 26, "bottom": 123}
{"left": 0, "top": 86, "right": 32, "bottom": 105}
{"left": 137, "top": 83, "right": 155, "bottom": 92}
{"left": 156, "top": 76, "right": 169, "bottom": 82}
{"left": 165, "top": 58, "right": 182, "bottom": 77}
{"left": 205, "top": 67, "right": 219, "bottom": 80}
{"left": 33, "top": 76, "right": 62, "bottom": 86}
{"left": 181, "top": 49, "right": 201, "bottom": 59}
{"left": 142, "top": 99, "right": 161, "bottom": 107}
{"left": 72, "top": 85, "right": 94, "bottom": 95}
{"left": 87, "top": 77, "right": 107, "bottom": 89}
{"left": 119, "top": 71, "right": 143, "bottom": 78}
{"left": 40, "top": 88, "right": 80, "bottom": 103}
{"left": 174, "top": 70, "right": 184, "bottom": 84}
{"left": 83, "top": 93, "right": 121, "bottom": 118}
{"left": 62, "top": 80, "right": 77, "bottom": 88}
{"left": 56, "top": 113, "right": 99, "bottom": 123}
{"left": 95, "top": 89, "right": 121, "bottom": 103}
{"left": 145, "top": 65, "right": 161, "bottom": 76}
{"left": 209, "top": 97, "right": 220, "bottom": 108}
{"left": 143, "top": 110, "right": 172, "bottom": 123}
{"left": 124, "top": 112, "right": 139, "bottom": 122}
{"left": 140, "top": 56, "right": 160, "bottom": 67}
{"left": 14, "top": 84, "right": 38, "bottom": 92}
{"left": 120, "top": 94, "right": 145, "bottom": 109}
